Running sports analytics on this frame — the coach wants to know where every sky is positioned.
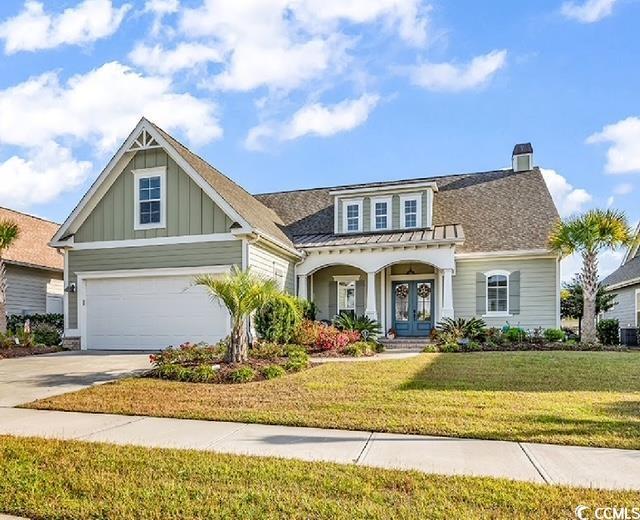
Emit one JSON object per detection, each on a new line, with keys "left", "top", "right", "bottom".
{"left": 0, "top": 0, "right": 637, "bottom": 281}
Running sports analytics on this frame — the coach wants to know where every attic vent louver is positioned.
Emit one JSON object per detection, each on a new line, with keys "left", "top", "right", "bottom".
{"left": 512, "top": 142, "right": 533, "bottom": 172}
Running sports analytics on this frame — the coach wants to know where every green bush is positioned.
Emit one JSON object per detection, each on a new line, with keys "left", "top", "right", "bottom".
{"left": 299, "top": 299, "right": 317, "bottom": 321}
{"left": 422, "top": 344, "right": 439, "bottom": 353}
{"left": 543, "top": 328, "right": 566, "bottom": 343}
{"left": 597, "top": 319, "right": 619, "bottom": 345}
{"left": 434, "top": 317, "right": 487, "bottom": 344}
{"left": 191, "top": 364, "right": 219, "bottom": 383}
{"left": 439, "top": 342, "right": 462, "bottom": 353}
{"left": 229, "top": 366, "right": 257, "bottom": 384}
{"left": 262, "top": 365, "right": 286, "bottom": 380}
{"left": 285, "top": 347, "right": 309, "bottom": 372}
{"left": 332, "top": 313, "right": 381, "bottom": 339}
{"left": 157, "top": 364, "right": 191, "bottom": 381}
{"left": 249, "top": 342, "right": 286, "bottom": 359}
{"left": 32, "top": 323, "right": 61, "bottom": 346}
{"left": 7, "top": 313, "right": 63, "bottom": 334}
{"left": 342, "top": 341, "right": 374, "bottom": 357}
{"left": 504, "top": 327, "right": 527, "bottom": 343}
{"left": 255, "top": 295, "right": 302, "bottom": 344}
{"left": 150, "top": 342, "right": 225, "bottom": 368}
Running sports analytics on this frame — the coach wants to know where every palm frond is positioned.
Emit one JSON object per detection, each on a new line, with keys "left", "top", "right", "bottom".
{"left": 0, "top": 219, "right": 19, "bottom": 253}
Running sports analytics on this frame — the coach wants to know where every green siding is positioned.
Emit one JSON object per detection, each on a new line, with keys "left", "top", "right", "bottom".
{"left": 312, "top": 266, "right": 372, "bottom": 320}
{"left": 67, "top": 240, "right": 242, "bottom": 329}
{"left": 453, "top": 257, "right": 559, "bottom": 329}
{"left": 336, "top": 189, "right": 432, "bottom": 234}
{"left": 75, "top": 149, "right": 233, "bottom": 243}
{"left": 603, "top": 284, "right": 639, "bottom": 327}
{"left": 247, "top": 243, "right": 295, "bottom": 294}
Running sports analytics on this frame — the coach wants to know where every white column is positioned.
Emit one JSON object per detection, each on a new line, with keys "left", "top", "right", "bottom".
{"left": 365, "top": 271, "right": 378, "bottom": 321}
{"left": 298, "top": 274, "right": 308, "bottom": 300}
{"left": 442, "top": 268, "right": 454, "bottom": 318}
{"left": 380, "top": 269, "right": 386, "bottom": 332}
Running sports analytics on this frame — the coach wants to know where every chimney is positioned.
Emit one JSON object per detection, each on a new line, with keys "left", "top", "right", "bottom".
{"left": 512, "top": 143, "right": 533, "bottom": 172}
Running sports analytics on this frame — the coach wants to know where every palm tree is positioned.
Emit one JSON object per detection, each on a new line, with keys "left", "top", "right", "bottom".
{"left": 194, "top": 267, "right": 295, "bottom": 363}
{"left": 549, "top": 209, "right": 633, "bottom": 344}
{"left": 0, "top": 219, "right": 20, "bottom": 333}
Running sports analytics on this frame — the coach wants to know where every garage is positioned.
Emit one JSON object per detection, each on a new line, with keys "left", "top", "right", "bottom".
{"left": 82, "top": 272, "right": 229, "bottom": 350}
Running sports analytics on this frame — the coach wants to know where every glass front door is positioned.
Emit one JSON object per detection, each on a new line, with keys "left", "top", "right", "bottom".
{"left": 392, "top": 280, "right": 434, "bottom": 337}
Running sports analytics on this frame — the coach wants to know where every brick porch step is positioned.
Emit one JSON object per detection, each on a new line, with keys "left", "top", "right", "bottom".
{"left": 378, "top": 337, "right": 429, "bottom": 351}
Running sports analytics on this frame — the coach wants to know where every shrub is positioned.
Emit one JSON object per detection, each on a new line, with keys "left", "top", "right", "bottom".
{"left": 597, "top": 319, "right": 619, "bottom": 345}
{"left": 342, "top": 341, "right": 374, "bottom": 357}
{"left": 292, "top": 319, "right": 322, "bottom": 346}
{"left": 229, "top": 366, "right": 257, "bottom": 384}
{"left": 439, "top": 342, "right": 462, "bottom": 353}
{"left": 332, "top": 313, "right": 381, "bottom": 339}
{"left": 249, "top": 342, "right": 286, "bottom": 359}
{"left": 14, "top": 329, "right": 34, "bottom": 348}
{"left": 422, "top": 344, "right": 439, "bottom": 353}
{"left": 7, "top": 313, "right": 63, "bottom": 334}
{"left": 191, "top": 364, "right": 219, "bottom": 383}
{"left": 157, "top": 364, "right": 191, "bottom": 381}
{"left": 255, "top": 295, "right": 302, "bottom": 344}
{"left": 434, "top": 317, "right": 486, "bottom": 344}
{"left": 32, "top": 323, "right": 61, "bottom": 346}
{"left": 543, "top": 328, "right": 566, "bottom": 343}
{"left": 315, "top": 324, "right": 357, "bottom": 351}
{"left": 262, "top": 365, "right": 286, "bottom": 379}
{"left": 504, "top": 327, "right": 527, "bottom": 343}
{"left": 150, "top": 342, "right": 225, "bottom": 368}
{"left": 529, "top": 327, "right": 545, "bottom": 345}
{"left": 285, "top": 347, "right": 309, "bottom": 372}
{"left": 299, "top": 300, "right": 317, "bottom": 321}
{"left": 462, "top": 340, "right": 482, "bottom": 352}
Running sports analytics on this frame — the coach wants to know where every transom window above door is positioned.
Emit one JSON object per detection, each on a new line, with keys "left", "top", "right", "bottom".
{"left": 134, "top": 167, "right": 166, "bottom": 230}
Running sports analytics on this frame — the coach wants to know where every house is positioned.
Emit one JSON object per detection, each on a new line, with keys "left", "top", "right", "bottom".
{"left": 602, "top": 225, "right": 640, "bottom": 331}
{"left": 0, "top": 207, "right": 63, "bottom": 317}
{"left": 51, "top": 118, "right": 561, "bottom": 350}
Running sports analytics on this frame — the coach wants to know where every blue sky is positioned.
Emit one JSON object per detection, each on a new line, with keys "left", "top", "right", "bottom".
{"left": 0, "top": 0, "right": 637, "bottom": 280}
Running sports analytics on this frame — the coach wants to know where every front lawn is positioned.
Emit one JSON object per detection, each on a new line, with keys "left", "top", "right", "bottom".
{"left": 29, "top": 351, "right": 640, "bottom": 449}
{"left": 1, "top": 436, "right": 638, "bottom": 519}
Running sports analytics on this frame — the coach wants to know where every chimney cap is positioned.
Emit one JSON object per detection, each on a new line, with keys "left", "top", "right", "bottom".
{"left": 512, "top": 143, "right": 533, "bottom": 156}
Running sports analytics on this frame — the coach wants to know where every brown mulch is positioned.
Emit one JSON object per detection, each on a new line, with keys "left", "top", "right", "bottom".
{"left": 0, "top": 346, "right": 63, "bottom": 359}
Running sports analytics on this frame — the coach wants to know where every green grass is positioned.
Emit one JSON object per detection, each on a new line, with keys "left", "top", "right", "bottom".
{"left": 1, "top": 436, "right": 638, "bottom": 519}
{"left": 29, "top": 351, "right": 640, "bottom": 449}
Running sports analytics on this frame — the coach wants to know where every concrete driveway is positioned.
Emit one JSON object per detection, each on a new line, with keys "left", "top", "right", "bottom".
{"left": 0, "top": 351, "right": 152, "bottom": 407}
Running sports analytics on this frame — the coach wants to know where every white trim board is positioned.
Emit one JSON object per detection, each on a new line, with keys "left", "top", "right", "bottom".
{"left": 70, "top": 233, "right": 237, "bottom": 250}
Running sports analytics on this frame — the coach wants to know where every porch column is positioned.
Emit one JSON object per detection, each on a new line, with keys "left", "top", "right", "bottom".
{"left": 442, "top": 268, "right": 454, "bottom": 318}
{"left": 365, "top": 271, "right": 378, "bottom": 321}
{"left": 298, "top": 274, "right": 308, "bottom": 300}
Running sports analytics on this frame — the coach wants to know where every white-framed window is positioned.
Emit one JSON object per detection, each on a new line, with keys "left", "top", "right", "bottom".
{"left": 400, "top": 193, "right": 422, "bottom": 229}
{"left": 635, "top": 288, "right": 640, "bottom": 327}
{"left": 370, "top": 196, "right": 391, "bottom": 231}
{"left": 342, "top": 198, "right": 363, "bottom": 233}
{"left": 337, "top": 280, "right": 357, "bottom": 316}
{"left": 134, "top": 167, "right": 166, "bottom": 230}
{"left": 485, "top": 270, "right": 510, "bottom": 315}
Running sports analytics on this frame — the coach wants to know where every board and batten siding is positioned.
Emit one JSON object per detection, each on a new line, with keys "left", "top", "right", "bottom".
{"left": 247, "top": 243, "right": 295, "bottom": 294}
{"left": 66, "top": 240, "right": 242, "bottom": 329}
{"left": 75, "top": 149, "right": 233, "bottom": 242}
{"left": 5, "top": 264, "right": 63, "bottom": 316}
{"left": 603, "top": 284, "right": 639, "bottom": 327}
{"left": 453, "top": 257, "right": 559, "bottom": 329}
{"left": 335, "top": 189, "right": 432, "bottom": 234}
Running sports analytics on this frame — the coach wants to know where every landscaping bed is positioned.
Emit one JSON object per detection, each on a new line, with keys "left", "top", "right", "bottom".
{"left": 1, "top": 436, "right": 638, "bottom": 520}
{"left": 30, "top": 351, "right": 640, "bottom": 449}
{"left": 0, "top": 345, "right": 62, "bottom": 359}
{"left": 0, "top": 315, "right": 63, "bottom": 359}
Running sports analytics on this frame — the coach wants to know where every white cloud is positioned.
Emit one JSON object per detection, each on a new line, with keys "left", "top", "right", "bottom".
{"left": 246, "top": 93, "right": 380, "bottom": 150}
{"left": 541, "top": 168, "right": 592, "bottom": 217}
{"left": 144, "top": 0, "right": 179, "bottom": 36}
{"left": 613, "top": 182, "right": 633, "bottom": 195}
{"left": 561, "top": 0, "right": 616, "bottom": 23}
{"left": 587, "top": 116, "right": 640, "bottom": 174}
{"left": 0, "top": 142, "right": 92, "bottom": 208}
{"left": 607, "top": 195, "right": 615, "bottom": 207}
{"left": 0, "top": 61, "right": 221, "bottom": 151}
{"left": 0, "top": 0, "right": 130, "bottom": 54}
{"left": 409, "top": 49, "right": 507, "bottom": 92}
{"left": 561, "top": 249, "right": 624, "bottom": 282}
{"left": 129, "top": 42, "right": 222, "bottom": 75}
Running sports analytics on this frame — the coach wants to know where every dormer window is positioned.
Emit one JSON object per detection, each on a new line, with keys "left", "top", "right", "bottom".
{"left": 371, "top": 196, "right": 391, "bottom": 231}
{"left": 134, "top": 167, "right": 166, "bottom": 230}
{"left": 343, "top": 199, "right": 363, "bottom": 233}
{"left": 400, "top": 193, "right": 422, "bottom": 229}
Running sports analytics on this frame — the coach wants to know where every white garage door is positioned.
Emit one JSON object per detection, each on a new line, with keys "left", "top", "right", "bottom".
{"left": 85, "top": 274, "right": 229, "bottom": 350}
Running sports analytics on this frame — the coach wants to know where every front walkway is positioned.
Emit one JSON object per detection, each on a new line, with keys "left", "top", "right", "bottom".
{"left": 1, "top": 406, "right": 638, "bottom": 491}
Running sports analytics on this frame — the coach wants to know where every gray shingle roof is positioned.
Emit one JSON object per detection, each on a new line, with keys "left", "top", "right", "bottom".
{"left": 293, "top": 225, "right": 464, "bottom": 248}
{"left": 256, "top": 168, "right": 559, "bottom": 253}
{"left": 602, "top": 255, "right": 640, "bottom": 288}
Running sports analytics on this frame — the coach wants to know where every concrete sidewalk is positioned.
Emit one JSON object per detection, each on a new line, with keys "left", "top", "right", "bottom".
{"left": 1, "top": 407, "right": 638, "bottom": 491}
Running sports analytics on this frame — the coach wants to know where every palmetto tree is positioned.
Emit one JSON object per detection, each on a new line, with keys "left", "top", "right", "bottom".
{"left": 194, "top": 267, "right": 294, "bottom": 363}
{"left": 0, "top": 219, "right": 20, "bottom": 333}
{"left": 549, "top": 209, "right": 633, "bottom": 344}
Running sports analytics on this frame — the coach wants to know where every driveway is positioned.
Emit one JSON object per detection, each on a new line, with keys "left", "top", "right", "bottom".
{"left": 0, "top": 351, "right": 152, "bottom": 407}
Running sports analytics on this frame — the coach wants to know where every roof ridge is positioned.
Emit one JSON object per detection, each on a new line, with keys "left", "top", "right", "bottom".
{"left": 0, "top": 206, "right": 60, "bottom": 226}
{"left": 254, "top": 167, "right": 524, "bottom": 196}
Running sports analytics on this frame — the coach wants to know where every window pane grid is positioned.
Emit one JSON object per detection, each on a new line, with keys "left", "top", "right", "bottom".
{"left": 487, "top": 275, "right": 508, "bottom": 313}
{"left": 404, "top": 199, "right": 418, "bottom": 228}
{"left": 374, "top": 201, "right": 388, "bottom": 229}
{"left": 346, "top": 203, "right": 360, "bottom": 231}
{"left": 139, "top": 175, "right": 162, "bottom": 225}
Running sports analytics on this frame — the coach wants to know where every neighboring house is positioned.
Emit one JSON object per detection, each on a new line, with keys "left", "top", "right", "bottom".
{"left": 51, "top": 118, "right": 561, "bottom": 350}
{"left": 602, "top": 225, "right": 640, "bottom": 329}
{"left": 0, "top": 207, "right": 63, "bottom": 317}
